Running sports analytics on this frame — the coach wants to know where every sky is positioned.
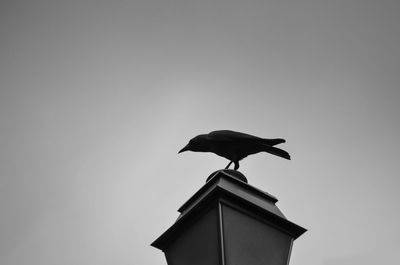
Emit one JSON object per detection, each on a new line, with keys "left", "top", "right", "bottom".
{"left": 0, "top": 1, "right": 399, "bottom": 265}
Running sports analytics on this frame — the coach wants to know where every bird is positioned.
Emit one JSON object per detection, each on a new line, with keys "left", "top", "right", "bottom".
{"left": 178, "top": 130, "right": 290, "bottom": 170}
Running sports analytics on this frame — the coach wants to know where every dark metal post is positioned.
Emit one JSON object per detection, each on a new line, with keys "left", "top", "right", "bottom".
{"left": 152, "top": 170, "right": 306, "bottom": 265}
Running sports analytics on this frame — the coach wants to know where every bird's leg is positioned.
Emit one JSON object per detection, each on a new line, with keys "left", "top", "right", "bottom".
{"left": 234, "top": 161, "right": 239, "bottom": 170}
{"left": 225, "top": 161, "right": 233, "bottom": 169}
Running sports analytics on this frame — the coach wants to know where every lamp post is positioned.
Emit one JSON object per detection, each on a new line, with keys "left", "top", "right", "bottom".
{"left": 152, "top": 169, "right": 306, "bottom": 265}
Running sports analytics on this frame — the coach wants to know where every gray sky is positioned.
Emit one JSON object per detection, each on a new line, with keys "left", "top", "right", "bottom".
{"left": 1, "top": 1, "right": 399, "bottom": 265}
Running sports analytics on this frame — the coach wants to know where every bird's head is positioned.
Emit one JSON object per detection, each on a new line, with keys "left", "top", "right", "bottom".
{"left": 178, "top": 134, "right": 209, "bottom": 153}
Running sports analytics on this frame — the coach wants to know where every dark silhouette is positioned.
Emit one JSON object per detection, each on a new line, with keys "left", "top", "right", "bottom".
{"left": 179, "top": 130, "right": 290, "bottom": 170}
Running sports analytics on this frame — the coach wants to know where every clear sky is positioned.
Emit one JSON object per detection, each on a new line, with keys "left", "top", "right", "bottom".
{"left": 1, "top": 1, "right": 399, "bottom": 265}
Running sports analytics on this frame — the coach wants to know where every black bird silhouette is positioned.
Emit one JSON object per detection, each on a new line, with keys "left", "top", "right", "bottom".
{"left": 179, "top": 130, "right": 290, "bottom": 170}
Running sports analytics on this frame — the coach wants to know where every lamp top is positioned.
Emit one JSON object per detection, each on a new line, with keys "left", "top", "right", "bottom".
{"left": 152, "top": 169, "right": 307, "bottom": 251}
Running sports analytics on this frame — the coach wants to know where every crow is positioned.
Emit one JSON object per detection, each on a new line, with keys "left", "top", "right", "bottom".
{"left": 179, "top": 130, "right": 290, "bottom": 170}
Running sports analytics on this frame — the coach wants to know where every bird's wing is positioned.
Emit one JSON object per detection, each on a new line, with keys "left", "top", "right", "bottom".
{"left": 209, "top": 130, "right": 285, "bottom": 146}
{"left": 260, "top": 138, "right": 285, "bottom": 146}
{"left": 208, "top": 130, "right": 261, "bottom": 142}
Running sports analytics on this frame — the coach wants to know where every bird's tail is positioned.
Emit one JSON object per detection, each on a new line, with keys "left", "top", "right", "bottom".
{"left": 261, "top": 138, "right": 286, "bottom": 146}
{"left": 262, "top": 145, "right": 291, "bottom": 160}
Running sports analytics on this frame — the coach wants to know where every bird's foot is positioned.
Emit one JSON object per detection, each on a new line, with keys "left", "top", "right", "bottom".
{"left": 225, "top": 161, "right": 233, "bottom": 169}
{"left": 234, "top": 161, "right": 239, "bottom": 170}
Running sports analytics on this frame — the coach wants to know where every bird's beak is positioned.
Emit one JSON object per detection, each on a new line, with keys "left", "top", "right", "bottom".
{"left": 178, "top": 145, "right": 189, "bottom": 153}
